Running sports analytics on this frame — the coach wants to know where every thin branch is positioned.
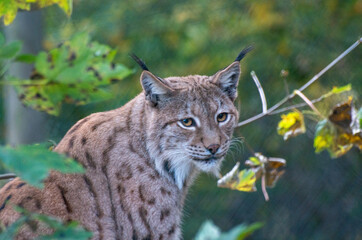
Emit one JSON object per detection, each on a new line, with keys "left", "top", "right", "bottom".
{"left": 298, "top": 38, "right": 361, "bottom": 92}
{"left": 0, "top": 173, "right": 16, "bottom": 180}
{"left": 237, "top": 37, "right": 361, "bottom": 128}
{"left": 251, "top": 71, "right": 267, "bottom": 113}
{"left": 294, "top": 90, "right": 323, "bottom": 118}
{"left": 270, "top": 96, "right": 325, "bottom": 115}
{"left": 261, "top": 174, "right": 269, "bottom": 201}
{"left": 270, "top": 83, "right": 351, "bottom": 115}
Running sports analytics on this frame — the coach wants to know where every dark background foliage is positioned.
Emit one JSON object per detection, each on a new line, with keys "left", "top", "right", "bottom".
{"left": 1, "top": 0, "right": 361, "bottom": 239}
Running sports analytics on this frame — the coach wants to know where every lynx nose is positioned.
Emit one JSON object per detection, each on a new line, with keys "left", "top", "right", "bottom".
{"left": 207, "top": 144, "right": 220, "bottom": 154}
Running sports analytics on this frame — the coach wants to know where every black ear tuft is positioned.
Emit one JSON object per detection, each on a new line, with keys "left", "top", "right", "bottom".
{"left": 235, "top": 45, "right": 254, "bottom": 62}
{"left": 140, "top": 71, "right": 174, "bottom": 107}
{"left": 130, "top": 53, "right": 149, "bottom": 71}
{"left": 213, "top": 62, "right": 241, "bottom": 101}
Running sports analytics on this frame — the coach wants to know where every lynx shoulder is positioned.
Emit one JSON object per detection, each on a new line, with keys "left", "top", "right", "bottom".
{"left": 0, "top": 47, "right": 251, "bottom": 240}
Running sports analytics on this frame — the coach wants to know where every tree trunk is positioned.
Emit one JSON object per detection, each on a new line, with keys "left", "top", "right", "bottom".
{"left": 3, "top": 10, "right": 47, "bottom": 145}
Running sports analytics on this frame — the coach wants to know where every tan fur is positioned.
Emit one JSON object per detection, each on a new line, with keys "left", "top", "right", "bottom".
{"left": 0, "top": 60, "right": 242, "bottom": 240}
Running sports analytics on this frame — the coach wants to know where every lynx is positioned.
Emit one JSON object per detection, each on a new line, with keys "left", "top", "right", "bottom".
{"left": 0, "top": 47, "right": 252, "bottom": 240}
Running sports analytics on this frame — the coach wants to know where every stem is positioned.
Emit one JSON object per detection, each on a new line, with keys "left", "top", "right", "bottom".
{"left": 251, "top": 71, "right": 267, "bottom": 113}
{"left": 237, "top": 37, "right": 361, "bottom": 128}
{"left": 0, "top": 173, "right": 16, "bottom": 180}
{"left": 270, "top": 96, "right": 325, "bottom": 115}
{"left": 261, "top": 174, "right": 269, "bottom": 201}
{"left": 293, "top": 90, "right": 323, "bottom": 118}
{"left": 298, "top": 38, "right": 361, "bottom": 93}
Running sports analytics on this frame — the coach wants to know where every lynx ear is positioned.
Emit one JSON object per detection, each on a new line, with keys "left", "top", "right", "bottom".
{"left": 213, "top": 46, "right": 253, "bottom": 101}
{"left": 140, "top": 71, "right": 174, "bottom": 106}
{"left": 213, "top": 62, "right": 241, "bottom": 101}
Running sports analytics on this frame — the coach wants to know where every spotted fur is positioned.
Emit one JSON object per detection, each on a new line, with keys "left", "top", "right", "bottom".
{"left": 0, "top": 53, "right": 248, "bottom": 239}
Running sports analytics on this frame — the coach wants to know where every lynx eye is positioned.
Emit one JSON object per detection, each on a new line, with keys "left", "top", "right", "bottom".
{"left": 217, "top": 113, "right": 228, "bottom": 123}
{"left": 180, "top": 118, "right": 195, "bottom": 127}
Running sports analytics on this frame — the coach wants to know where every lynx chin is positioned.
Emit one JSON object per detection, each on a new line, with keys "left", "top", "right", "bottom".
{"left": 0, "top": 47, "right": 252, "bottom": 240}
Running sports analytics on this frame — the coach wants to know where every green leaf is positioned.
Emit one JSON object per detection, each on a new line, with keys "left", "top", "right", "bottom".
{"left": 330, "top": 84, "right": 352, "bottom": 94}
{"left": 194, "top": 220, "right": 221, "bottom": 240}
{"left": 319, "top": 84, "right": 352, "bottom": 100}
{"left": 314, "top": 119, "right": 335, "bottom": 154}
{"left": 14, "top": 54, "right": 36, "bottom": 63}
{"left": 219, "top": 222, "right": 263, "bottom": 240}
{"left": 9, "top": 32, "right": 133, "bottom": 116}
{"left": 358, "top": 108, "right": 362, "bottom": 129}
{"left": 0, "top": 143, "right": 84, "bottom": 188}
{"left": 0, "top": 41, "right": 22, "bottom": 59}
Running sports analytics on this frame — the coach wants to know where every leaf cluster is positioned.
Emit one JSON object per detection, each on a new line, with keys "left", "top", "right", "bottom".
{"left": 277, "top": 86, "right": 361, "bottom": 158}
{"left": 217, "top": 162, "right": 257, "bottom": 192}
{"left": 5, "top": 32, "right": 133, "bottom": 115}
{"left": 0, "top": 0, "right": 72, "bottom": 26}
{"left": 218, "top": 153, "right": 286, "bottom": 201}
{"left": 314, "top": 98, "right": 361, "bottom": 158}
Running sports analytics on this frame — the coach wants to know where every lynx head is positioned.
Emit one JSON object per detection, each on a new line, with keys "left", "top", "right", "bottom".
{"left": 134, "top": 47, "right": 252, "bottom": 189}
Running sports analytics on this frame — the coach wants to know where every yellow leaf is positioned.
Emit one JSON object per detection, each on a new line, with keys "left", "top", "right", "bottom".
{"left": 217, "top": 162, "right": 257, "bottom": 192}
{"left": 4, "top": 11, "right": 16, "bottom": 26}
{"left": 57, "top": 0, "right": 72, "bottom": 16}
{"left": 314, "top": 118, "right": 360, "bottom": 158}
{"left": 245, "top": 156, "right": 261, "bottom": 167}
{"left": 277, "top": 110, "right": 306, "bottom": 140}
{"left": 334, "top": 133, "right": 361, "bottom": 156}
{"left": 314, "top": 135, "right": 333, "bottom": 153}
{"left": 235, "top": 170, "right": 257, "bottom": 192}
{"left": 349, "top": 133, "right": 362, "bottom": 150}
{"left": 331, "top": 84, "right": 352, "bottom": 94}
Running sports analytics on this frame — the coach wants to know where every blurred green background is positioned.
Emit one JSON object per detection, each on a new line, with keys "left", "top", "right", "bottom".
{"left": 1, "top": 0, "right": 361, "bottom": 239}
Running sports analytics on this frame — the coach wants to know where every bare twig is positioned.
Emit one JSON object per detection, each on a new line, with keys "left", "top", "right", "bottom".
{"left": 298, "top": 38, "right": 361, "bottom": 93}
{"left": 237, "top": 37, "right": 361, "bottom": 128}
{"left": 0, "top": 173, "right": 16, "bottom": 180}
{"left": 270, "top": 96, "right": 326, "bottom": 115}
{"left": 251, "top": 71, "right": 267, "bottom": 113}
{"left": 261, "top": 174, "right": 269, "bottom": 201}
{"left": 294, "top": 90, "right": 323, "bottom": 118}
